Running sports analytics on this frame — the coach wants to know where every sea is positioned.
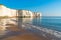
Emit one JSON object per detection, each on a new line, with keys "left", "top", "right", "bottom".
{"left": 32, "top": 16, "right": 61, "bottom": 32}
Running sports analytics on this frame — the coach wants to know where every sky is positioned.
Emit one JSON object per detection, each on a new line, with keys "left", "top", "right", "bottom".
{"left": 0, "top": 0, "right": 61, "bottom": 16}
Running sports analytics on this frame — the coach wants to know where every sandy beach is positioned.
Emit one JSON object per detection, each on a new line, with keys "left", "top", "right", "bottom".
{"left": 0, "top": 23, "right": 50, "bottom": 40}
{"left": 0, "top": 23, "right": 60, "bottom": 40}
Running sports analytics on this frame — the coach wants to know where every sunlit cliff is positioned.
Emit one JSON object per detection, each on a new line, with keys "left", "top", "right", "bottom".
{"left": 0, "top": 5, "right": 42, "bottom": 18}
{"left": 0, "top": 5, "right": 16, "bottom": 17}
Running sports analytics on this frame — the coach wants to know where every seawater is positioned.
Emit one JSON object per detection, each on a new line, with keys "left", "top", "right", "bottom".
{"left": 32, "top": 16, "right": 61, "bottom": 32}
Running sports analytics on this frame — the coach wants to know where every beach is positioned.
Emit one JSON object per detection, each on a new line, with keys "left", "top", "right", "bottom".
{"left": 0, "top": 24, "right": 46, "bottom": 40}
{"left": 0, "top": 17, "right": 61, "bottom": 40}
{"left": 0, "top": 23, "right": 60, "bottom": 40}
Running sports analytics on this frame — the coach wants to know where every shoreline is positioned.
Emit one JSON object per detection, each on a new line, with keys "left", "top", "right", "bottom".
{"left": 0, "top": 23, "right": 61, "bottom": 40}
{"left": 24, "top": 23, "right": 61, "bottom": 38}
{"left": 0, "top": 24, "right": 49, "bottom": 40}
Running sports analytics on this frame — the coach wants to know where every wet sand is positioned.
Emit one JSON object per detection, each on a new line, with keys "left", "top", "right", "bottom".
{"left": 0, "top": 24, "right": 50, "bottom": 40}
{"left": 0, "top": 24, "right": 60, "bottom": 40}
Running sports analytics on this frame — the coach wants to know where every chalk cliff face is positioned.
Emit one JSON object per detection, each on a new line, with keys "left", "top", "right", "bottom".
{"left": 33, "top": 12, "right": 42, "bottom": 17}
{"left": 0, "top": 5, "right": 16, "bottom": 17}
{"left": 0, "top": 5, "right": 41, "bottom": 17}
{"left": 17, "top": 10, "right": 41, "bottom": 17}
{"left": 17, "top": 10, "right": 33, "bottom": 17}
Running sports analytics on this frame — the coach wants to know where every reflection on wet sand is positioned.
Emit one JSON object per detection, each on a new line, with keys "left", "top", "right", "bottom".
{"left": 21, "top": 18, "right": 33, "bottom": 24}
{"left": 0, "top": 19, "right": 8, "bottom": 36}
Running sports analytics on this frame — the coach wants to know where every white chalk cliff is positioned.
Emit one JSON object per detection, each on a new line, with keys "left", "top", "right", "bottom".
{"left": 0, "top": 5, "right": 16, "bottom": 17}
{"left": 0, "top": 5, "right": 42, "bottom": 17}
